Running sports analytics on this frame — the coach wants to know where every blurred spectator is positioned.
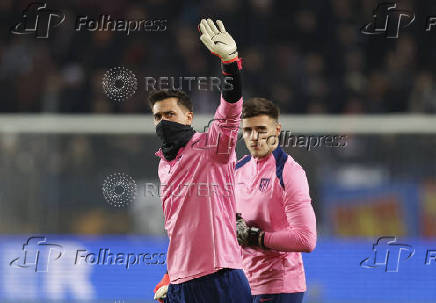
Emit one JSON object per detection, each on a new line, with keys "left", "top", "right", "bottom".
{"left": 1, "top": 0, "right": 434, "bottom": 114}
{"left": 409, "top": 72, "right": 436, "bottom": 113}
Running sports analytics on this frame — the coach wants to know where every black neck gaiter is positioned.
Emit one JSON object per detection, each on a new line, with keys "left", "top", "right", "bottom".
{"left": 156, "top": 120, "right": 195, "bottom": 161}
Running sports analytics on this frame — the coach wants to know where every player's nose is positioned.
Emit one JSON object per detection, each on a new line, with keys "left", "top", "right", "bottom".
{"left": 250, "top": 130, "right": 259, "bottom": 140}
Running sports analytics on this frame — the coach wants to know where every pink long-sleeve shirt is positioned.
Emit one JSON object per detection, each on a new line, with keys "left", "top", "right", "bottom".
{"left": 235, "top": 147, "right": 317, "bottom": 295}
{"left": 155, "top": 97, "right": 243, "bottom": 284}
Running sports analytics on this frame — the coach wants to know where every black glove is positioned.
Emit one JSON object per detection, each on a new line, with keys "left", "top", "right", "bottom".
{"left": 236, "top": 213, "right": 266, "bottom": 249}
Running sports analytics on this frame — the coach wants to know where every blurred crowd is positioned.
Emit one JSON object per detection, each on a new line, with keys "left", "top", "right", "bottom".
{"left": 1, "top": 0, "right": 435, "bottom": 114}
{"left": 1, "top": 131, "right": 435, "bottom": 234}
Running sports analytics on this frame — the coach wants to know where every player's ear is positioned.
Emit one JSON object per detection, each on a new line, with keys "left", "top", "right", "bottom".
{"left": 185, "top": 111, "right": 194, "bottom": 125}
{"left": 275, "top": 122, "right": 281, "bottom": 136}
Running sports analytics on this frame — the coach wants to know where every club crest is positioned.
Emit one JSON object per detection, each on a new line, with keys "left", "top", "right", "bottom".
{"left": 259, "top": 178, "right": 271, "bottom": 192}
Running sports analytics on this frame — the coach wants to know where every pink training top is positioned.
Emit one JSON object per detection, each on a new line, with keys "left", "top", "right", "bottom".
{"left": 155, "top": 96, "right": 243, "bottom": 284}
{"left": 235, "top": 147, "right": 317, "bottom": 295}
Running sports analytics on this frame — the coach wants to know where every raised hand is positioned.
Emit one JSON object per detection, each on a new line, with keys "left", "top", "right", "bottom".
{"left": 199, "top": 18, "right": 238, "bottom": 62}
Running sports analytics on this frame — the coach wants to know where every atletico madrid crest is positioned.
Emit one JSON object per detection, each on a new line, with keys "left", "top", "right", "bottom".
{"left": 259, "top": 178, "right": 271, "bottom": 192}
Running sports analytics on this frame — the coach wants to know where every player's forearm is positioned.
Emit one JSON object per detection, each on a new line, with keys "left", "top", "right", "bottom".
{"left": 199, "top": 19, "right": 241, "bottom": 104}
{"left": 264, "top": 229, "right": 316, "bottom": 252}
{"left": 264, "top": 208, "right": 317, "bottom": 252}
{"left": 221, "top": 59, "right": 242, "bottom": 104}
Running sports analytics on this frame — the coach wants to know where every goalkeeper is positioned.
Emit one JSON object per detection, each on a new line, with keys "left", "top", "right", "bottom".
{"left": 152, "top": 19, "right": 251, "bottom": 303}
{"left": 235, "top": 98, "right": 317, "bottom": 303}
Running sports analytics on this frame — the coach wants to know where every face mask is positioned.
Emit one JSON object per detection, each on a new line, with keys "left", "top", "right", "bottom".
{"left": 156, "top": 120, "right": 195, "bottom": 161}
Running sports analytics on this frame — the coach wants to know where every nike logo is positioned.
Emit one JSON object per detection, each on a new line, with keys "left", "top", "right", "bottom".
{"left": 259, "top": 298, "right": 273, "bottom": 302}
{"left": 214, "top": 41, "right": 228, "bottom": 45}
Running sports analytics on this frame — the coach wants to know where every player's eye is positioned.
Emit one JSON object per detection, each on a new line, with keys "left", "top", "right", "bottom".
{"left": 154, "top": 114, "right": 161, "bottom": 121}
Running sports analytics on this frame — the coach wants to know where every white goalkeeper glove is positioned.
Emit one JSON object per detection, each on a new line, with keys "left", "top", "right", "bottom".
{"left": 153, "top": 284, "right": 168, "bottom": 302}
{"left": 199, "top": 18, "right": 238, "bottom": 62}
{"left": 153, "top": 273, "right": 169, "bottom": 302}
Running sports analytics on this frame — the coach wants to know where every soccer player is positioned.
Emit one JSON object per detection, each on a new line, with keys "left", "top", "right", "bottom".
{"left": 151, "top": 19, "right": 251, "bottom": 303}
{"left": 235, "top": 97, "right": 317, "bottom": 303}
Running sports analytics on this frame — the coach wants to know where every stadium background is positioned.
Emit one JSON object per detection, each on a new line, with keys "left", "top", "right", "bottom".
{"left": 0, "top": 0, "right": 435, "bottom": 302}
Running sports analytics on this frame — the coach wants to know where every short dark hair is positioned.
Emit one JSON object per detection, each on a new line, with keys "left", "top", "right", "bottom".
{"left": 242, "top": 97, "right": 280, "bottom": 121}
{"left": 147, "top": 89, "right": 193, "bottom": 112}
